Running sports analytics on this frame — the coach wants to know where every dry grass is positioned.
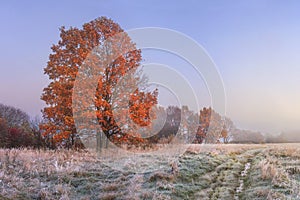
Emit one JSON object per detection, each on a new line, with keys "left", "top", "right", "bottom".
{"left": 259, "top": 158, "right": 278, "bottom": 180}
{"left": 0, "top": 144, "right": 300, "bottom": 199}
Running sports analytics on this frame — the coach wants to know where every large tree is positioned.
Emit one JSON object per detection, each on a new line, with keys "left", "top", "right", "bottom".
{"left": 41, "top": 17, "right": 157, "bottom": 149}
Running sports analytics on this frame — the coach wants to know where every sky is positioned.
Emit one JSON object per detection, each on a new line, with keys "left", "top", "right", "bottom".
{"left": 1, "top": 0, "right": 300, "bottom": 134}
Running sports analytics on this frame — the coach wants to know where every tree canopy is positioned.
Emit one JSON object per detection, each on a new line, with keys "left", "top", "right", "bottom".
{"left": 41, "top": 17, "right": 158, "bottom": 149}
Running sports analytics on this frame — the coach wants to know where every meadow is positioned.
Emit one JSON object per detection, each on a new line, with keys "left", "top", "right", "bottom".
{"left": 1, "top": 144, "right": 300, "bottom": 199}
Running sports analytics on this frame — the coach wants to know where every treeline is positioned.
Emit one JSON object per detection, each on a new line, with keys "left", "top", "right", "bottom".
{"left": 151, "top": 106, "right": 265, "bottom": 144}
{"left": 1, "top": 102, "right": 288, "bottom": 150}
{"left": 265, "top": 131, "right": 300, "bottom": 143}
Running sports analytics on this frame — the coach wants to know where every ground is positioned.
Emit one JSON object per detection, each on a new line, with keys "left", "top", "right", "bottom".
{"left": 1, "top": 144, "right": 300, "bottom": 199}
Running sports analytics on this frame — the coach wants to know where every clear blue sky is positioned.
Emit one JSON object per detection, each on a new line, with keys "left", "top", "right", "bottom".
{"left": 1, "top": 0, "right": 300, "bottom": 134}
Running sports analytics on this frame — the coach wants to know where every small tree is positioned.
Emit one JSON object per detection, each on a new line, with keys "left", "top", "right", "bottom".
{"left": 194, "top": 107, "right": 233, "bottom": 144}
{"left": 194, "top": 107, "right": 221, "bottom": 143}
{"left": 219, "top": 117, "right": 235, "bottom": 143}
{"left": 179, "top": 106, "right": 199, "bottom": 143}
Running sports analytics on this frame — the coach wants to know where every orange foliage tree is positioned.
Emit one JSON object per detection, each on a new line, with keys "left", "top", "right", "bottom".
{"left": 194, "top": 107, "right": 224, "bottom": 144}
{"left": 41, "top": 17, "right": 157, "bottom": 149}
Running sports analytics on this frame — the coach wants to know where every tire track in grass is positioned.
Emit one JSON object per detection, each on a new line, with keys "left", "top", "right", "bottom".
{"left": 171, "top": 148, "right": 263, "bottom": 199}
{"left": 209, "top": 149, "right": 261, "bottom": 200}
{"left": 233, "top": 149, "right": 263, "bottom": 200}
{"left": 242, "top": 147, "right": 297, "bottom": 199}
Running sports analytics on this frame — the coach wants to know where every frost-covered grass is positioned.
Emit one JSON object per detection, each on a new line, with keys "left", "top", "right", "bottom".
{"left": 0, "top": 144, "right": 300, "bottom": 199}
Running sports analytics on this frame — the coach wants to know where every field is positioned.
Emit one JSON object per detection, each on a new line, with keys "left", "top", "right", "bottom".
{"left": 1, "top": 144, "right": 300, "bottom": 200}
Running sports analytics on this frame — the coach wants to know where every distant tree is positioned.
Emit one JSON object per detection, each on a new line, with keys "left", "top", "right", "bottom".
{"left": 220, "top": 126, "right": 229, "bottom": 143}
{"left": 137, "top": 105, "right": 198, "bottom": 144}
{"left": 220, "top": 117, "right": 235, "bottom": 143}
{"left": 194, "top": 107, "right": 224, "bottom": 144}
{"left": 162, "top": 106, "right": 181, "bottom": 139}
{"left": 179, "top": 105, "right": 199, "bottom": 143}
{"left": 194, "top": 107, "right": 211, "bottom": 143}
{"left": 204, "top": 110, "right": 223, "bottom": 143}
{"left": 145, "top": 106, "right": 181, "bottom": 143}
{"left": 0, "top": 103, "right": 30, "bottom": 128}
{"left": 0, "top": 104, "right": 34, "bottom": 148}
{"left": 0, "top": 104, "right": 49, "bottom": 149}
